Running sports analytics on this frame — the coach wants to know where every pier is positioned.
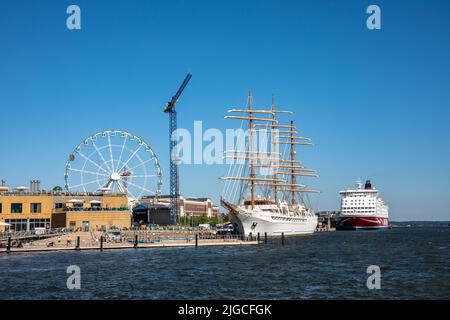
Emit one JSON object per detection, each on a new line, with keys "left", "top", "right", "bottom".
{"left": 0, "top": 230, "right": 258, "bottom": 254}
{"left": 316, "top": 225, "right": 336, "bottom": 232}
{"left": 316, "top": 211, "right": 339, "bottom": 232}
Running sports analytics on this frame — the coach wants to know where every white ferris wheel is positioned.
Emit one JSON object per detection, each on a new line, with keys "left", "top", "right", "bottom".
{"left": 64, "top": 130, "right": 162, "bottom": 200}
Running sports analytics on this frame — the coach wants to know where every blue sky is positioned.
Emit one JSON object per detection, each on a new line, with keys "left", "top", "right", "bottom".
{"left": 1, "top": 0, "right": 449, "bottom": 220}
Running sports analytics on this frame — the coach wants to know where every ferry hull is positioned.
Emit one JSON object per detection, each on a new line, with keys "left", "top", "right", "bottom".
{"left": 337, "top": 216, "right": 388, "bottom": 231}
{"left": 229, "top": 211, "right": 317, "bottom": 237}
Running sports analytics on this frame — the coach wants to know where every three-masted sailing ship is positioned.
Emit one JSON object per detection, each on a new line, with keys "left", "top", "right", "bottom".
{"left": 220, "top": 92, "right": 319, "bottom": 236}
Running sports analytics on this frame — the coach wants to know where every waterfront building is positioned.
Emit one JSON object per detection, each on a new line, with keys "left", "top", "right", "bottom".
{"left": 0, "top": 185, "right": 131, "bottom": 232}
{"left": 132, "top": 203, "right": 171, "bottom": 226}
{"left": 133, "top": 195, "right": 220, "bottom": 226}
{"left": 142, "top": 195, "right": 219, "bottom": 217}
{"left": 0, "top": 190, "right": 53, "bottom": 232}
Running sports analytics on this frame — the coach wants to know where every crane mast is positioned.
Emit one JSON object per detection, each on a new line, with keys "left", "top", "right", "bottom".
{"left": 164, "top": 73, "right": 192, "bottom": 224}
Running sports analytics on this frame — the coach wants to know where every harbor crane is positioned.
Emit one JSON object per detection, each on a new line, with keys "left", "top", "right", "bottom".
{"left": 164, "top": 73, "right": 192, "bottom": 224}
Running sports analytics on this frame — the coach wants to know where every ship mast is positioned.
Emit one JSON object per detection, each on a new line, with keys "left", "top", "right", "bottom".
{"left": 290, "top": 119, "right": 296, "bottom": 206}
{"left": 271, "top": 94, "right": 278, "bottom": 203}
{"left": 249, "top": 91, "right": 255, "bottom": 209}
{"left": 221, "top": 94, "right": 320, "bottom": 207}
{"left": 275, "top": 120, "right": 321, "bottom": 197}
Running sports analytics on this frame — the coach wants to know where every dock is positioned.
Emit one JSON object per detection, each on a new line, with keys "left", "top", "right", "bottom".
{"left": 316, "top": 210, "right": 339, "bottom": 232}
{"left": 315, "top": 226, "right": 336, "bottom": 232}
{"left": 0, "top": 231, "right": 258, "bottom": 254}
{"left": 0, "top": 240, "right": 258, "bottom": 253}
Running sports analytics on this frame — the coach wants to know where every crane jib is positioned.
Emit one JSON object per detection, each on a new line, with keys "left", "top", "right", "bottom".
{"left": 168, "top": 73, "right": 192, "bottom": 109}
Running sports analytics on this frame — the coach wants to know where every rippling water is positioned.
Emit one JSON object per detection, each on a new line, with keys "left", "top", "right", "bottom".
{"left": 0, "top": 227, "right": 449, "bottom": 299}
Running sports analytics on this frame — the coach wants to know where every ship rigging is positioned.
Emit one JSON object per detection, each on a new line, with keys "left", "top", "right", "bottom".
{"left": 220, "top": 92, "right": 319, "bottom": 236}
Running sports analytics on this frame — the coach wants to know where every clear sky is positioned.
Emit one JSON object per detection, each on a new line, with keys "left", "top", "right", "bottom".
{"left": 1, "top": 0, "right": 449, "bottom": 221}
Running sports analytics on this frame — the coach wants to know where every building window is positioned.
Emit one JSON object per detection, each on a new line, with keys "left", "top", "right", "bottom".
{"left": 29, "top": 219, "right": 50, "bottom": 229}
{"left": 90, "top": 202, "right": 101, "bottom": 209}
{"left": 81, "top": 221, "right": 90, "bottom": 232}
{"left": 0, "top": 203, "right": 2, "bottom": 213}
{"left": 54, "top": 203, "right": 64, "bottom": 209}
{"left": 73, "top": 203, "right": 84, "bottom": 210}
{"left": 31, "top": 203, "right": 42, "bottom": 213}
{"left": 11, "top": 203, "right": 23, "bottom": 214}
{"left": 69, "top": 221, "right": 76, "bottom": 228}
{"left": 5, "top": 218, "right": 50, "bottom": 231}
{"left": 5, "top": 219, "right": 27, "bottom": 231}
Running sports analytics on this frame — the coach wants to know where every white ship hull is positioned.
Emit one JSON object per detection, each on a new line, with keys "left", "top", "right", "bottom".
{"left": 230, "top": 212, "right": 317, "bottom": 237}
{"left": 223, "top": 199, "right": 317, "bottom": 236}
